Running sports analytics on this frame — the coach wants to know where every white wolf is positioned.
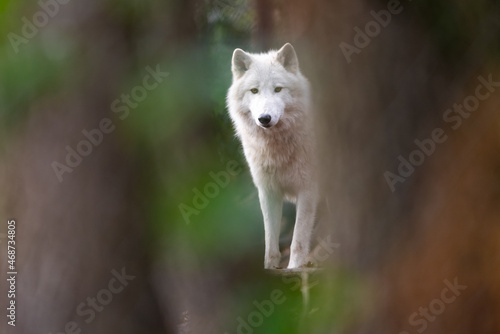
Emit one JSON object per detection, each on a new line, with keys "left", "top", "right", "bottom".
{"left": 227, "top": 43, "right": 319, "bottom": 269}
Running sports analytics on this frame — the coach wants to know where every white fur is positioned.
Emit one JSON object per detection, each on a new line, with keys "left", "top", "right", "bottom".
{"left": 226, "top": 43, "right": 319, "bottom": 269}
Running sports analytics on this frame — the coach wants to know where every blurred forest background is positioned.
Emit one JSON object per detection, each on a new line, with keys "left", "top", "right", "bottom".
{"left": 1, "top": 0, "right": 500, "bottom": 333}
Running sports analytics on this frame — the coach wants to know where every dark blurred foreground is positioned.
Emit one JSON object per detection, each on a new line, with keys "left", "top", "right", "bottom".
{"left": 1, "top": 0, "right": 500, "bottom": 333}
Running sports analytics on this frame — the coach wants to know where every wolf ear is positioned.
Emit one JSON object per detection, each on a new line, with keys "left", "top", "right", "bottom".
{"left": 232, "top": 48, "right": 252, "bottom": 79}
{"left": 276, "top": 43, "right": 299, "bottom": 73}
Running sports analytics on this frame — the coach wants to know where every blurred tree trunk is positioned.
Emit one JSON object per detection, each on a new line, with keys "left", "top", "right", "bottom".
{"left": 0, "top": 1, "right": 204, "bottom": 333}
{"left": 254, "top": 0, "right": 273, "bottom": 50}
{"left": 272, "top": 0, "right": 500, "bottom": 333}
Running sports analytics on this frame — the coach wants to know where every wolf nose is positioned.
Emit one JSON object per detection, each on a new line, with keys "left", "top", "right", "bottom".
{"left": 258, "top": 114, "right": 272, "bottom": 126}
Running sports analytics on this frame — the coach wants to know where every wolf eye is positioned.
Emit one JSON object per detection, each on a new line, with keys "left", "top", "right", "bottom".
{"left": 274, "top": 87, "right": 282, "bottom": 93}
{"left": 250, "top": 88, "right": 259, "bottom": 94}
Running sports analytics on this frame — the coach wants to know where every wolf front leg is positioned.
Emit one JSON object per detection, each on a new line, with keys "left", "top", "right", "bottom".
{"left": 288, "top": 191, "right": 318, "bottom": 268}
{"left": 258, "top": 188, "right": 283, "bottom": 269}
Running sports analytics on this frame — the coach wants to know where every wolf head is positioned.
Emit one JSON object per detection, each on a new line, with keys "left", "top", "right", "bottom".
{"left": 227, "top": 43, "right": 310, "bottom": 132}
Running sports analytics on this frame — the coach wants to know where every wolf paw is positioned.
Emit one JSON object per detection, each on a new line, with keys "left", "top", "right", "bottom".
{"left": 288, "top": 253, "right": 311, "bottom": 269}
{"left": 264, "top": 254, "right": 281, "bottom": 269}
